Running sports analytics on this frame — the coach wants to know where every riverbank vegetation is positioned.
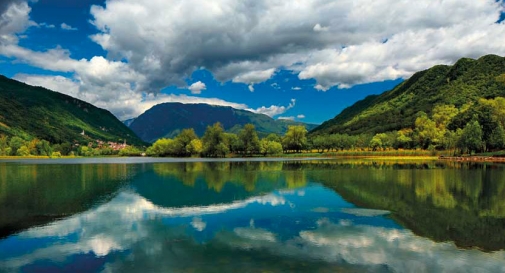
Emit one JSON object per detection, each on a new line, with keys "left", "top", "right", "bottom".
{"left": 2, "top": 98, "right": 504, "bottom": 159}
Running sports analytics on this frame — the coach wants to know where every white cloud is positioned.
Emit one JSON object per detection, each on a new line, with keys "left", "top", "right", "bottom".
{"left": 291, "top": 87, "right": 302, "bottom": 91}
{"left": 13, "top": 73, "right": 248, "bottom": 119}
{"left": 232, "top": 68, "right": 276, "bottom": 85}
{"left": 87, "top": 0, "right": 505, "bottom": 91}
{"left": 313, "top": 23, "right": 328, "bottom": 32}
{"left": 60, "top": 23, "right": 77, "bottom": 31}
{"left": 248, "top": 99, "right": 295, "bottom": 118}
{"left": 188, "top": 81, "right": 206, "bottom": 94}
{"left": 14, "top": 74, "right": 80, "bottom": 97}
{"left": 2, "top": 189, "right": 505, "bottom": 272}
{"left": 0, "top": 1, "right": 36, "bottom": 44}
{"left": 38, "top": 22, "right": 55, "bottom": 29}
{"left": 277, "top": 116, "right": 294, "bottom": 121}
{"left": 2, "top": 0, "right": 505, "bottom": 121}
{"left": 297, "top": 114, "right": 305, "bottom": 119}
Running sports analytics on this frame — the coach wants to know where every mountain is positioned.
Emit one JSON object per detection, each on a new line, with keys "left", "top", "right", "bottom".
{"left": 122, "top": 118, "right": 136, "bottom": 127}
{"left": 128, "top": 103, "right": 318, "bottom": 143}
{"left": 311, "top": 54, "right": 505, "bottom": 135}
{"left": 0, "top": 75, "right": 144, "bottom": 145}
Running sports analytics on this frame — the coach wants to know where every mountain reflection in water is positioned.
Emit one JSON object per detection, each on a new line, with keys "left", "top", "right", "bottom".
{"left": 0, "top": 159, "right": 504, "bottom": 272}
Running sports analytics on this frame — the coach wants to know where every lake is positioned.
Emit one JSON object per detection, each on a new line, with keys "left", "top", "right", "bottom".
{"left": 1, "top": 158, "right": 505, "bottom": 272}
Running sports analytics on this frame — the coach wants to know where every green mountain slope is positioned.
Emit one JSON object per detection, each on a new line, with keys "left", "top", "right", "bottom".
{"left": 311, "top": 54, "right": 505, "bottom": 135}
{"left": 0, "top": 75, "right": 144, "bottom": 145}
{"left": 129, "top": 103, "right": 318, "bottom": 143}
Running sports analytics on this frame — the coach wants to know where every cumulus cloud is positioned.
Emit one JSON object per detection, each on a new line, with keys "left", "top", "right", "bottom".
{"left": 248, "top": 99, "right": 295, "bottom": 117}
{"left": 291, "top": 87, "right": 302, "bottom": 91}
{"left": 188, "top": 81, "right": 206, "bottom": 94}
{"left": 0, "top": 1, "right": 36, "bottom": 44}
{"left": 297, "top": 114, "right": 305, "bottom": 119}
{"left": 232, "top": 68, "right": 276, "bottom": 85}
{"left": 60, "top": 22, "right": 77, "bottom": 31}
{"left": 13, "top": 74, "right": 248, "bottom": 119}
{"left": 87, "top": 0, "right": 505, "bottom": 91}
{"left": 3, "top": 0, "right": 505, "bottom": 120}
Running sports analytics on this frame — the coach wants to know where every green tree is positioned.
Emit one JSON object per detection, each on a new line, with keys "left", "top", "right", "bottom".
{"left": 202, "top": 122, "right": 229, "bottom": 157}
{"left": 187, "top": 139, "right": 203, "bottom": 155}
{"left": 36, "top": 139, "right": 52, "bottom": 156}
{"left": 9, "top": 136, "right": 25, "bottom": 156}
{"left": 458, "top": 119, "right": 484, "bottom": 154}
{"left": 0, "top": 135, "right": 11, "bottom": 156}
{"left": 223, "top": 133, "right": 240, "bottom": 153}
{"left": 174, "top": 129, "right": 197, "bottom": 156}
{"left": 396, "top": 129, "right": 413, "bottom": 149}
{"left": 119, "top": 146, "right": 142, "bottom": 156}
{"left": 282, "top": 125, "right": 307, "bottom": 153}
{"left": 260, "top": 139, "right": 283, "bottom": 155}
{"left": 432, "top": 104, "right": 459, "bottom": 130}
{"left": 369, "top": 134, "right": 384, "bottom": 151}
{"left": 487, "top": 124, "right": 505, "bottom": 151}
{"left": 147, "top": 138, "right": 175, "bottom": 156}
{"left": 265, "top": 133, "right": 281, "bottom": 143}
{"left": 238, "top": 124, "right": 260, "bottom": 155}
{"left": 16, "top": 145, "right": 30, "bottom": 156}
{"left": 415, "top": 112, "right": 442, "bottom": 148}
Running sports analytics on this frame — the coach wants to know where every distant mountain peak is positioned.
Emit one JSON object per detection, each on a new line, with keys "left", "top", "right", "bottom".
{"left": 129, "top": 102, "right": 317, "bottom": 143}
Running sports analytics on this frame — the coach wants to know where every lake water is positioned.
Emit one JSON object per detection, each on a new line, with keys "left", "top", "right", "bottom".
{"left": 1, "top": 158, "right": 505, "bottom": 272}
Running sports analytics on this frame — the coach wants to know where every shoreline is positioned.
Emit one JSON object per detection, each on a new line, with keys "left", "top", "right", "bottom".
{"left": 2, "top": 154, "right": 505, "bottom": 163}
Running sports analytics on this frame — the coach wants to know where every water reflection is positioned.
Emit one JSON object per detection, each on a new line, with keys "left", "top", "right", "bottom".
{"left": 0, "top": 163, "right": 136, "bottom": 238}
{"left": 0, "top": 159, "right": 505, "bottom": 272}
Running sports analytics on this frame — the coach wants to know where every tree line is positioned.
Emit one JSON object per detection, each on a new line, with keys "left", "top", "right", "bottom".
{"left": 145, "top": 123, "right": 308, "bottom": 157}
{"left": 310, "top": 97, "right": 505, "bottom": 155}
{"left": 0, "top": 135, "right": 124, "bottom": 157}
{"left": 2, "top": 97, "right": 503, "bottom": 158}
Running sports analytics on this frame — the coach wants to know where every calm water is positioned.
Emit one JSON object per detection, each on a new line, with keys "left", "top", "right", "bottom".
{"left": 1, "top": 158, "right": 505, "bottom": 272}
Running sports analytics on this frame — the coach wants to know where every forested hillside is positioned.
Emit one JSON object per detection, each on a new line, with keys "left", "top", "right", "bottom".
{"left": 0, "top": 75, "right": 144, "bottom": 145}
{"left": 308, "top": 55, "right": 505, "bottom": 154}
{"left": 129, "top": 102, "right": 317, "bottom": 143}
{"left": 312, "top": 54, "right": 505, "bottom": 135}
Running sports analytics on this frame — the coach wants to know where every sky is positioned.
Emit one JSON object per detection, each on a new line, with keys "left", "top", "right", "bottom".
{"left": 0, "top": 0, "right": 504, "bottom": 124}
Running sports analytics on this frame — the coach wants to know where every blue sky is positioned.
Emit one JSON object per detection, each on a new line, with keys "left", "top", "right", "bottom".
{"left": 1, "top": 0, "right": 504, "bottom": 123}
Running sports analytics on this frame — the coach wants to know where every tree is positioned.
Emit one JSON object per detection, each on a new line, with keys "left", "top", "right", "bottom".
{"left": 282, "top": 125, "right": 307, "bottom": 153}
{"left": 238, "top": 124, "right": 260, "bottom": 155}
{"left": 396, "top": 129, "right": 413, "bottom": 149}
{"left": 265, "top": 133, "right": 281, "bottom": 143}
{"left": 9, "top": 136, "right": 25, "bottom": 156}
{"left": 414, "top": 112, "right": 442, "bottom": 148}
{"left": 0, "top": 135, "right": 11, "bottom": 156}
{"left": 147, "top": 138, "right": 177, "bottom": 156}
{"left": 36, "top": 139, "right": 52, "bottom": 156}
{"left": 187, "top": 139, "right": 203, "bottom": 155}
{"left": 16, "top": 145, "right": 30, "bottom": 156}
{"left": 432, "top": 104, "right": 459, "bottom": 130}
{"left": 441, "top": 129, "right": 462, "bottom": 155}
{"left": 174, "top": 129, "right": 197, "bottom": 156}
{"left": 487, "top": 124, "right": 505, "bottom": 151}
{"left": 458, "top": 119, "right": 484, "bottom": 154}
{"left": 369, "top": 134, "right": 383, "bottom": 151}
{"left": 223, "top": 133, "right": 240, "bottom": 153}
{"left": 260, "top": 139, "right": 283, "bottom": 155}
{"left": 202, "top": 122, "right": 229, "bottom": 157}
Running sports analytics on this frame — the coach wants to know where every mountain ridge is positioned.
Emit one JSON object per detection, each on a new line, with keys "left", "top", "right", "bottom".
{"left": 0, "top": 75, "right": 144, "bottom": 145}
{"left": 311, "top": 54, "right": 505, "bottom": 135}
{"left": 128, "top": 102, "right": 318, "bottom": 143}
